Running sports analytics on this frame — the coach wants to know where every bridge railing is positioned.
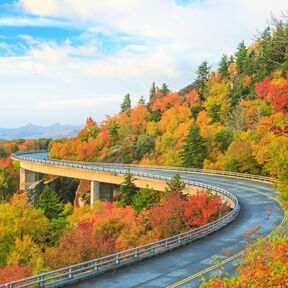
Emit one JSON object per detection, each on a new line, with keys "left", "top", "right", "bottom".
{"left": 1, "top": 152, "right": 243, "bottom": 288}
{"left": 12, "top": 151, "right": 271, "bottom": 183}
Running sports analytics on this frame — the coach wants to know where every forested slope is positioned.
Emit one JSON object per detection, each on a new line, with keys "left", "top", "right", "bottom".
{"left": 50, "top": 16, "right": 288, "bottom": 206}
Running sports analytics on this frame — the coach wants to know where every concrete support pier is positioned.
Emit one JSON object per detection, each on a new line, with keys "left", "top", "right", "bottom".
{"left": 90, "top": 181, "right": 115, "bottom": 208}
{"left": 20, "top": 168, "right": 41, "bottom": 191}
{"left": 90, "top": 181, "right": 100, "bottom": 208}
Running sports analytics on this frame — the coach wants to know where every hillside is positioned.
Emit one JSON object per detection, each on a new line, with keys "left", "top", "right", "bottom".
{"left": 49, "top": 16, "right": 288, "bottom": 206}
{"left": 0, "top": 123, "right": 81, "bottom": 140}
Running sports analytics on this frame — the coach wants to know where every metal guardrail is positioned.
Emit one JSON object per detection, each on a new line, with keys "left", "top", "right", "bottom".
{"left": 12, "top": 151, "right": 271, "bottom": 183}
{"left": 3, "top": 151, "right": 242, "bottom": 287}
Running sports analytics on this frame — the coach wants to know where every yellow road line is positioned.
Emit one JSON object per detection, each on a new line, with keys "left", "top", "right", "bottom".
{"left": 167, "top": 182, "right": 287, "bottom": 288}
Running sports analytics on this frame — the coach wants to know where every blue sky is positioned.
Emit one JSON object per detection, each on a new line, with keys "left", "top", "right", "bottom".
{"left": 0, "top": 0, "right": 287, "bottom": 128}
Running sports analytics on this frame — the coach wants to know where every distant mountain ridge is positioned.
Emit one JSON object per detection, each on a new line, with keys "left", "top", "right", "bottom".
{"left": 0, "top": 123, "right": 81, "bottom": 140}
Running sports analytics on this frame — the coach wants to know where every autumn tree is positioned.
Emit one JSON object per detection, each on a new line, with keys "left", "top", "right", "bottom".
{"left": 184, "top": 190, "right": 229, "bottom": 227}
{"left": 256, "top": 73, "right": 288, "bottom": 114}
{"left": 77, "top": 117, "right": 98, "bottom": 142}
{"left": 202, "top": 235, "right": 288, "bottom": 288}
{"left": 0, "top": 193, "right": 49, "bottom": 267}
{"left": 0, "top": 264, "right": 32, "bottom": 285}
{"left": 148, "top": 191, "right": 187, "bottom": 238}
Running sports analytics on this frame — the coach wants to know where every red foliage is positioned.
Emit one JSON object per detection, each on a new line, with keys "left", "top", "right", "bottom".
{"left": 49, "top": 203, "right": 139, "bottom": 268}
{"left": 148, "top": 190, "right": 229, "bottom": 238}
{"left": 148, "top": 191, "right": 187, "bottom": 238}
{"left": 0, "top": 264, "right": 32, "bottom": 285}
{"left": 184, "top": 190, "right": 229, "bottom": 227}
{"left": 256, "top": 74, "right": 288, "bottom": 114}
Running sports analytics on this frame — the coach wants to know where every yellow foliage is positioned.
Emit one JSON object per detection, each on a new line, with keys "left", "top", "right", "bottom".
{"left": 68, "top": 201, "right": 104, "bottom": 225}
{"left": 7, "top": 235, "right": 45, "bottom": 275}
{"left": 146, "top": 122, "right": 159, "bottom": 137}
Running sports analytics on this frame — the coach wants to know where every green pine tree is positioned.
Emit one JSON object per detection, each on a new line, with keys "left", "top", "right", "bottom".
{"left": 218, "top": 54, "right": 229, "bottom": 78}
{"left": 120, "top": 93, "right": 131, "bottom": 112}
{"left": 160, "top": 83, "right": 170, "bottom": 96}
{"left": 165, "top": 174, "right": 187, "bottom": 199}
{"left": 36, "top": 187, "right": 64, "bottom": 220}
{"left": 132, "top": 186, "right": 160, "bottom": 212}
{"left": 119, "top": 171, "right": 138, "bottom": 207}
{"left": 180, "top": 124, "right": 207, "bottom": 168}
{"left": 149, "top": 82, "right": 156, "bottom": 100}
{"left": 138, "top": 96, "right": 146, "bottom": 105}
{"left": 108, "top": 120, "right": 120, "bottom": 147}
{"left": 196, "top": 61, "right": 211, "bottom": 84}
{"left": 235, "top": 41, "right": 247, "bottom": 74}
{"left": 195, "top": 61, "right": 211, "bottom": 99}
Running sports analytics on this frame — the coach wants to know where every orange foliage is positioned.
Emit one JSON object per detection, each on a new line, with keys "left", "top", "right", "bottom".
{"left": 0, "top": 264, "right": 32, "bottom": 285}
{"left": 151, "top": 92, "right": 185, "bottom": 112}
{"left": 204, "top": 234, "right": 288, "bottom": 288}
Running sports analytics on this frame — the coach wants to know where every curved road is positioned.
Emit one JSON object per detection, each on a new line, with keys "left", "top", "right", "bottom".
{"left": 16, "top": 153, "right": 285, "bottom": 287}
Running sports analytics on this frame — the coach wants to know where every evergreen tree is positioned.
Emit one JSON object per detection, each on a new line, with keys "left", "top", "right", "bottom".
{"left": 195, "top": 61, "right": 211, "bottom": 99}
{"left": 120, "top": 94, "right": 131, "bottom": 112}
{"left": 149, "top": 82, "right": 156, "bottom": 100}
{"left": 119, "top": 171, "right": 138, "bottom": 207}
{"left": 160, "top": 83, "right": 170, "bottom": 96}
{"left": 215, "top": 130, "right": 234, "bottom": 153}
{"left": 255, "top": 27, "right": 273, "bottom": 80}
{"left": 132, "top": 186, "right": 160, "bottom": 212}
{"left": 180, "top": 125, "right": 207, "bottom": 168}
{"left": 36, "top": 187, "right": 64, "bottom": 220}
{"left": 196, "top": 61, "right": 211, "bottom": 84}
{"left": 243, "top": 50, "right": 256, "bottom": 75}
{"left": 165, "top": 174, "right": 188, "bottom": 199}
{"left": 108, "top": 120, "right": 120, "bottom": 147}
{"left": 218, "top": 54, "right": 229, "bottom": 78}
{"left": 236, "top": 41, "right": 247, "bottom": 74}
{"left": 138, "top": 96, "right": 145, "bottom": 105}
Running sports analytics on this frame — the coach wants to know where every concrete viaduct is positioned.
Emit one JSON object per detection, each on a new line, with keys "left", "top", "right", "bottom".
{"left": 15, "top": 151, "right": 204, "bottom": 208}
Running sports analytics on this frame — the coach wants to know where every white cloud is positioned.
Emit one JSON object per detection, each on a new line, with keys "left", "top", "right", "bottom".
{"left": 0, "top": 36, "right": 178, "bottom": 79}
{"left": 0, "top": 16, "right": 74, "bottom": 27}
{"left": 0, "top": 0, "right": 287, "bottom": 127}
{"left": 17, "top": 0, "right": 287, "bottom": 68}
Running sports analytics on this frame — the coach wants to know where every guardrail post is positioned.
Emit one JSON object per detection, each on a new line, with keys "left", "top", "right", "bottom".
{"left": 178, "top": 235, "right": 181, "bottom": 243}
{"left": 151, "top": 244, "right": 155, "bottom": 253}
{"left": 68, "top": 268, "right": 73, "bottom": 279}
{"left": 94, "top": 260, "right": 98, "bottom": 271}
{"left": 39, "top": 276, "right": 45, "bottom": 287}
{"left": 165, "top": 239, "right": 168, "bottom": 248}
{"left": 116, "top": 253, "right": 120, "bottom": 264}
{"left": 134, "top": 248, "right": 138, "bottom": 259}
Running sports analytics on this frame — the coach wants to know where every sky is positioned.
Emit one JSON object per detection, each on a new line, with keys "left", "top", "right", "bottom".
{"left": 0, "top": 0, "right": 287, "bottom": 128}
